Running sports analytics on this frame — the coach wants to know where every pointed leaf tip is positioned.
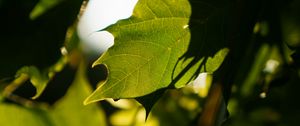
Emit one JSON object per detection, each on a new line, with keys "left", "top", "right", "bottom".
{"left": 84, "top": 91, "right": 104, "bottom": 105}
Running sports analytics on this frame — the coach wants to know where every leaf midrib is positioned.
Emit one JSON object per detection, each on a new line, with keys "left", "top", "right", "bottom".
{"left": 111, "top": 17, "right": 189, "bottom": 30}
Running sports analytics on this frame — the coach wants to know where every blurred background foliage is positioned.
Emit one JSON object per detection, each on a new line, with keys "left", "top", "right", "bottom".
{"left": 0, "top": 0, "right": 300, "bottom": 126}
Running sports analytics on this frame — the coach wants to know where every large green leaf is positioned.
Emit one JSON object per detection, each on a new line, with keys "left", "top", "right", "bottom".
{"left": 85, "top": 0, "right": 228, "bottom": 104}
{"left": 84, "top": 0, "right": 191, "bottom": 104}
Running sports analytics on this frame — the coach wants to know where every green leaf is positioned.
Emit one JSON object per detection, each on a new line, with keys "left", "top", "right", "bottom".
{"left": 0, "top": 62, "right": 106, "bottom": 126}
{"left": 0, "top": 103, "right": 53, "bottom": 126}
{"left": 173, "top": 48, "right": 229, "bottom": 88}
{"left": 4, "top": 57, "right": 67, "bottom": 99}
{"left": 2, "top": 26, "right": 80, "bottom": 99}
{"left": 16, "top": 66, "right": 49, "bottom": 99}
{"left": 30, "top": 0, "right": 64, "bottom": 20}
{"left": 50, "top": 63, "right": 107, "bottom": 126}
{"left": 2, "top": 66, "right": 48, "bottom": 99}
{"left": 85, "top": 0, "right": 191, "bottom": 104}
{"left": 85, "top": 0, "right": 229, "bottom": 104}
{"left": 0, "top": 0, "right": 81, "bottom": 79}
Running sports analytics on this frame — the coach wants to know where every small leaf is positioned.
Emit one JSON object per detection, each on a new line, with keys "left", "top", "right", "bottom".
{"left": 7, "top": 57, "right": 67, "bottom": 99}
{"left": 3, "top": 26, "right": 78, "bottom": 100}
{"left": 0, "top": 62, "right": 107, "bottom": 126}
{"left": 30, "top": 0, "right": 64, "bottom": 20}
{"left": 15, "top": 66, "right": 49, "bottom": 99}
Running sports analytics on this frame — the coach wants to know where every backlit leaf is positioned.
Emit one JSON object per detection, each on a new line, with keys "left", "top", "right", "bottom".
{"left": 85, "top": 0, "right": 229, "bottom": 104}
{"left": 85, "top": 0, "right": 191, "bottom": 104}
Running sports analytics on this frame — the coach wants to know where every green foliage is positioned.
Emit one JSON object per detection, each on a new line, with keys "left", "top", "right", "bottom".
{"left": 84, "top": 0, "right": 228, "bottom": 105}
{"left": 15, "top": 66, "right": 50, "bottom": 99}
{"left": 0, "top": 104, "right": 52, "bottom": 126}
{"left": 1, "top": 0, "right": 300, "bottom": 125}
{"left": 11, "top": 57, "right": 66, "bottom": 99}
{"left": 84, "top": 0, "right": 192, "bottom": 104}
{"left": 0, "top": 0, "right": 82, "bottom": 78}
{"left": 30, "top": 0, "right": 64, "bottom": 20}
{"left": 0, "top": 63, "right": 106, "bottom": 126}
{"left": 50, "top": 63, "right": 107, "bottom": 126}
